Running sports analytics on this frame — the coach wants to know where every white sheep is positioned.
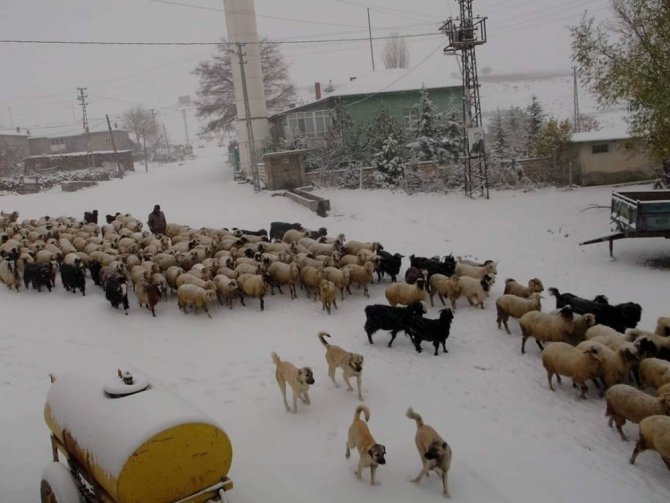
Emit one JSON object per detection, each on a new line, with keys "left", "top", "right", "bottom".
{"left": 639, "top": 358, "right": 670, "bottom": 390}
{"left": 267, "top": 261, "right": 301, "bottom": 299}
{"left": 175, "top": 273, "right": 215, "bottom": 291}
{"left": 385, "top": 279, "right": 427, "bottom": 307}
{"left": 542, "top": 341, "right": 604, "bottom": 399}
{"left": 577, "top": 340, "right": 639, "bottom": 392}
{"left": 605, "top": 384, "right": 670, "bottom": 441}
{"left": 177, "top": 284, "right": 217, "bottom": 318}
{"left": 456, "top": 274, "right": 495, "bottom": 309}
{"left": 342, "top": 262, "right": 375, "bottom": 298}
{"left": 454, "top": 260, "right": 497, "bottom": 279}
{"left": 503, "top": 277, "right": 544, "bottom": 298}
{"left": 629, "top": 415, "right": 670, "bottom": 470}
{"left": 342, "top": 240, "right": 380, "bottom": 255}
{"left": 300, "top": 265, "right": 323, "bottom": 301}
{"left": 655, "top": 317, "right": 670, "bottom": 337}
{"left": 322, "top": 266, "right": 351, "bottom": 301}
{"left": 495, "top": 292, "right": 542, "bottom": 334}
{"left": 237, "top": 273, "right": 271, "bottom": 311}
{"left": 0, "top": 259, "right": 21, "bottom": 291}
{"left": 164, "top": 266, "right": 185, "bottom": 293}
{"left": 213, "top": 274, "right": 239, "bottom": 308}
{"left": 319, "top": 279, "right": 338, "bottom": 315}
{"left": 428, "top": 273, "right": 461, "bottom": 310}
{"left": 519, "top": 308, "right": 596, "bottom": 354}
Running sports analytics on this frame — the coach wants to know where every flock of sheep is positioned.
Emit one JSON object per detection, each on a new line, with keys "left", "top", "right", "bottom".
{"left": 1, "top": 207, "right": 670, "bottom": 476}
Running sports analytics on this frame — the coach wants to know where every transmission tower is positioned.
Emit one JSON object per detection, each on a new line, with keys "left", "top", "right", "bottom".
{"left": 441, "top": 0, "right": 489, "bottom": 199}
{"left": 76, "top": 87, "right": 92, "bottom": 154}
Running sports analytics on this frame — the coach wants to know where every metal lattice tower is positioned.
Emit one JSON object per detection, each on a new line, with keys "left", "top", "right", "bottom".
{"left": 76, "top": 87, "right": 92, "bottom": 154}
{"left": 441, "top": 0, "right": 489, "bottom": 199}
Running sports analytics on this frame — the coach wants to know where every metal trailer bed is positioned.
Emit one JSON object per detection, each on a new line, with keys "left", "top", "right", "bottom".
{"left": 580, "top": 190, "right": 670, "bottom": 257}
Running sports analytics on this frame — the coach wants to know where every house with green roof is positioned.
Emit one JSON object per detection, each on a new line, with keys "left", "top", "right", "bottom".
{"left": 269, "top": 68, "right": 464, "bottom": 143}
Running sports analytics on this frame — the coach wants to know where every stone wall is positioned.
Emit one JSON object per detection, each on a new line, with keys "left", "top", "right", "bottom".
{"left": 24, "top": 150, "right": 135, "bottom": 175}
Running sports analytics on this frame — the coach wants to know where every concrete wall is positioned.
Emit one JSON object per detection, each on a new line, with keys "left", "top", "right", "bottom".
{"left": 570, "top": 138, "right": 655, "bottom": 185}
{"left": 24, "top": 150, "right": 135, "bottom": 174}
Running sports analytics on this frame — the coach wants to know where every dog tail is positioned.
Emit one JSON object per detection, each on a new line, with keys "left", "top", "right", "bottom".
{"left": 406, "top": 407, "right": 424, "bottom": 428}
{"left": 354, "top": 404, "right": 370, "bottom": 422}
{"left": 318, "top": 331, "right": 331, "bottom": 346}
{"left": 271, "top": 352, "right": 281, "bottom": 365}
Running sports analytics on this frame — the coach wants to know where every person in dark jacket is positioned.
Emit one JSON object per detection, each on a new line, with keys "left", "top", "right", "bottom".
{"left": 147, "top": 204, "right": 167, "bottom": 235}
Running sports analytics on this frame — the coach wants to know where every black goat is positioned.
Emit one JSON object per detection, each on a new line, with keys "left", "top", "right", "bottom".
{"left": 407, "top": 308, "right": 454, "bottom": 356}
{"left": 375, "top": 250, "right": 403, "bottom": 283}
{"left": 83, "top": 209, "right": 98, "bottom": 224}
{"left": 548, "top": 288, "right": 642, "bottom": 333}
{"left": 23, "top": 263, "right": 53, "bottom": 292}
{"left": 105, "top": 275, "right": 129, "bottom": 315}
{"left": 364, "top": 301, "right": 426, "bottom": 347}
{"left": 60, "top": 263, "right": 86, "bottom": 296}
{"left": 409, "top": 254, "right": 456, "bottom": 279}
{"left": 404, "top": 266, "right": 427, "bottom": 286}
{"left": 89, "top": 260, "right": 103, "bottom": 287}
{"left": 233, "top": 227, "right": 268, "bottom": 237}
{"left": 269, "top": 221, "right": 304, "bottom": 240}
{"left": 105, "top": 212, "right": 121, "bottom": 224}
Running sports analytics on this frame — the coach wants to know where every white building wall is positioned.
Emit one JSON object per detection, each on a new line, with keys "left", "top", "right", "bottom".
{"left": 223, "top": 0, "right": 270, "bottom": 178}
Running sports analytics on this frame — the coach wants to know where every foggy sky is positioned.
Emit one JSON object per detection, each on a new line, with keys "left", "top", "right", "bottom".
{"left": 0, "top": 0, "right": 613, "bottom": 140}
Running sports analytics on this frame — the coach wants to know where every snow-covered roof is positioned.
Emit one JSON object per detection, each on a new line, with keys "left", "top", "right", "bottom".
{"left": 0, "top": 130, "right": 29, "bottom": 138}
{"left": 571, "top": 127, "right": 633, "bottom": 143}
{"left": 29, "top": 128, "right": 129, "bottom": 140}
{"left": 26, "top": 150, "right": 133, "bottom": 159}
{"left": 324, "top": 68, "right": 462, "bottom": 98}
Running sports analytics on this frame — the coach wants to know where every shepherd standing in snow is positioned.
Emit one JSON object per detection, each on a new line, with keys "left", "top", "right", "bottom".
{"left": 147, "top": 204, "right": 167, "bottom": 235}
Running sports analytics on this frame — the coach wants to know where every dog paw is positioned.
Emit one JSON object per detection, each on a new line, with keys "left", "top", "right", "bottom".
{"left": 443, "top": 492, "right": 451, "bottom": 498}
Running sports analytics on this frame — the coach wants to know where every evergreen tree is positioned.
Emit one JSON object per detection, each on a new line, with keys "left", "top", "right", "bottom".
{"left": 322, "top": 98, "right": 367, "bottom": 170}
{"left": 369, "top": 104, "right": 405, "bottom": 187}
{"left": 408, "top": 89, "right": 462, "bottom": 164}
{"left": 372, "top": 135, "right": 404, "bottom": 187}
{"left": 487, "top": 108, "right": 509, "bottom": 160}
{"left": 525, "top": 95, "right": 546, "bottom": 156}
{"left": 503, "top": 106, "right": 530, "bottom": 157}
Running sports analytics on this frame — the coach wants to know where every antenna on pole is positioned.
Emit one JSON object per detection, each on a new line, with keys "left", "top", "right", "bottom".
{"left": 367, "top": 8, "right": 375, "bottom": 71}
{"left": 441, "top": 0, "right": 489, "bottom": 199}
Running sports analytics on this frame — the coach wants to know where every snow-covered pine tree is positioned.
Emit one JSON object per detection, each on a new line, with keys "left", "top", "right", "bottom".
{"left": 503, "top": 106, "right": 530, "bottom": 157}
{"left": 369, "top": 103, "right": 405, "bottom": 187}
{"left": 525, "top": 95, "right": 546, "bottom": 156}
{"left": 408, "top": 87, "right": 439, "bottom": 162}
{"left": 320, "top": 98, "right": 368, "bottom": 173}
{"left": 371, "top": 135, "right": 404, "bottom": 188}
{"left": 487, "top": 108, "right": 509, "bottom": 160}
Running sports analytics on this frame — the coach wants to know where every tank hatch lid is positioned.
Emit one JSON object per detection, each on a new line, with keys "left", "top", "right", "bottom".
{"left": 103, "top": 369, "right": 151, "bottom": 397}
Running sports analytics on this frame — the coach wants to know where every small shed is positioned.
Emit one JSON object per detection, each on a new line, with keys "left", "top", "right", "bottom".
{"left": 259, "top": 150, "right": 307, "bottom": 190}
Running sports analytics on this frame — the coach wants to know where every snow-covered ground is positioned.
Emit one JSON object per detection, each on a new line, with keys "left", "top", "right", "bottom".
{"left": 1, "top": 145, "right": 670, "bottom": 502}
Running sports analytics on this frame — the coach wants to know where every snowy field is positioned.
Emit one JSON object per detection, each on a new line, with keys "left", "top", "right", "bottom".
{"left": 2, "top": 145, "right": 670, "bottom": 502}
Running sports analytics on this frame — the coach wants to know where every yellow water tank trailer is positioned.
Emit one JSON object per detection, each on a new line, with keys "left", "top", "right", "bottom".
{"left": 42, "top": 369, "right": 233, "bottom": 503}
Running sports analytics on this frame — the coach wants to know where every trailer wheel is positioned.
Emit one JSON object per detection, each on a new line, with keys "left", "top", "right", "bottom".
{"left": 40, "top": 462, "right": 81, "bottom": 503}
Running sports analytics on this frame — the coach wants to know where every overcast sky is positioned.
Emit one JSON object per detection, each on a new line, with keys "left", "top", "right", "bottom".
{"left": 0, "top": 0, "right": 614, "bottom": 141}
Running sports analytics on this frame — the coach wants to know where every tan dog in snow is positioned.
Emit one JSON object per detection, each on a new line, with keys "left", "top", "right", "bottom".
{"left": 406, "top": 407, "right": 452, "bottom": 498}
{"left": 318, "top": 331, "right": 364, "bottom": 401}
{"left": 271, "top": 352, "right": 315, "bottom": 414}
{"left": 346, "top": 405, "right": 386, "bottom": 485}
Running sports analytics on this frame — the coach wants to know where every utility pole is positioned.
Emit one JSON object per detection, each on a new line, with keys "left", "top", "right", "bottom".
{"left": 142, "top": 129, "right": 148, "bottom": 173}
{"left": 106, "top": 114, "right": 123, "bottom": 179}
{"left": 77, "top": 87, "right": 93, "bottom": 166}
{"left": 182, "top": 108, "right": 190, "bottom": 145}
{"left": 235, "top": 42, "right": 261, "bottom": 192}
{"left": 367, "top": 8, "right": 375, "bottom": 71}
{"left": 162, "top": 125, "right": 171, "bottom": 155}
{"left": 572, "top": 66, "right": 580, "bottom": 133}
{"left": 441, "top": 0, "right": 489, "bottom": 199}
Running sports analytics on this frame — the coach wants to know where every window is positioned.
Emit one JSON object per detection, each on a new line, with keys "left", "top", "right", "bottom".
{"left": 403, "top": 108, "right": 418, "bottom": 130}
{"left": 104, "top": 136, "right": 112, "bottom": 145}
{"left": 287, "top": 110, "right": 332, "bottom": 138}
{"left": 592, "top": 143, "right": 609, "bottom": 154}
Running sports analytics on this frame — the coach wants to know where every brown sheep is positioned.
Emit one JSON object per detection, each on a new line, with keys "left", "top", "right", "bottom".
{"left": 503, "top": 277, "right": 544, "bottom": 298}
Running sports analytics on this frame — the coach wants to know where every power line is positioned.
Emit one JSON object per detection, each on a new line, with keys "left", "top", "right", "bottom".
{"left": 343, "top": 41, "right": 446, "bottom": 109}
{"left": 0, "top": 32, "right": 441, "bottom": 47}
